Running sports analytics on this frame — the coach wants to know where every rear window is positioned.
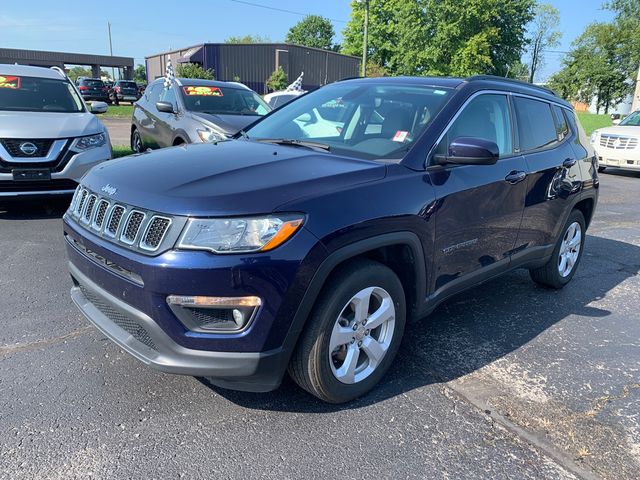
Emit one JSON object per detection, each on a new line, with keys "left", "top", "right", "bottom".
{"left": 118, "top": 81, "right": 137, "bottom": 88}
{"left": 513, "top": 97, "right": 558, "bottom": 152}
{"left": 81, "top": 79, "right": 104, "bottom": 88}
{"left": 552, "top": 105, "right": 569, "bottom": 141}
{"left": 180, "top": 85, "right": 270, "bottom": 116}
{"left": 0, "top": 74, "right": 84, "bottom": 113}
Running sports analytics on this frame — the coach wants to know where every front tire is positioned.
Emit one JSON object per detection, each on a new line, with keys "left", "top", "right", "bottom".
{"left": 529, "top": 209, "right": 586, "bottom": 289}
{"left": 131, "top": 128, "right": 144, "bottom": 153}
{"left": 598, "top": 166, "right": 606, "bottom": 173}
{"left": 288, "top": 259, "right": 406, "bottom": 403}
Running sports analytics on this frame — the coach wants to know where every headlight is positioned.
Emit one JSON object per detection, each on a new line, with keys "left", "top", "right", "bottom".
{"left": 178, "top": 215, "right": 304, "bottom": 253}
{"left": 197, "top": 128, "right": 225, "bottom": 143}
{"left": 590, "top": 131, "right": 598, "bottom": 145}
{"left": 72, "top": 132, "right": 107, "bottom": 151}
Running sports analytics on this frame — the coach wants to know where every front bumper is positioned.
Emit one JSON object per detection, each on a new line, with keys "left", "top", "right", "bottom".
{"left": 64, "top": 215, "right": 326, "bottom": 391}
{"left": 595, "top": 147, "right": 640, "bottom": 169}
{"left": 0, "top": 144, "right": 111, "bottom": 197}
{"left": 69, "top": 262, "right": 287, "bottom": 391}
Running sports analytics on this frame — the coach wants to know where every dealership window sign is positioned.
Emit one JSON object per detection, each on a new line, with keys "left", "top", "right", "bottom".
{"left": 0, "top": 75, "right": 20, "bottom": 89}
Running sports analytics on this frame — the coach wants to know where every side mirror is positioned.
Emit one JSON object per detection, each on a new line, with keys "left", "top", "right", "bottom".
{"left": 612, "top": 119, "right": 621, "bottom": 125}
{"left": 90, "top": 101, "right": 108, "bottom": 114}
{"left": 435, "top": 137, "right": 499, "bottom": 165}
{"left": 156, "top": 101, "right": 176, "bottom": 114}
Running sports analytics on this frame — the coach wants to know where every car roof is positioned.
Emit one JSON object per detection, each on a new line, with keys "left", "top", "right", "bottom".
{"left": 336, "top": 75, "right": 570, "bottom": 108}
{"left": 0, "top": 63, "right": 68, "bottom": 80}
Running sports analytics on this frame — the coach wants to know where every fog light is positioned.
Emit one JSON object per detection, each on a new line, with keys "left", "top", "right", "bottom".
{"left": 166, "top": 295, "right": 261, "bottom": 333}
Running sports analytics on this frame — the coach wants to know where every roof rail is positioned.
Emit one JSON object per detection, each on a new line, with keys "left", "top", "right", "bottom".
{"left": 50, "top": 66, "right": 67, "bottom": 79}
{"left": 467, "top": 75, "right": 557, "bottom": 97}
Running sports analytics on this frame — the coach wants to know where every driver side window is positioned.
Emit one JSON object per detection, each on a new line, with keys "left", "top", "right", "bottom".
{"left": 158, "top": 87, "right": 177, "bottom": 109}
{"left": 434, "top": 94, "right": 513, "bottom": 161}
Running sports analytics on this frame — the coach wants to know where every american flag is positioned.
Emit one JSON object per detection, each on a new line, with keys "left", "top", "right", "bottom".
{"left": 164, "top": 58, "right": 175, "bottom": 89}
{"left": 285, "top": 72, "right": 304, "bottom": 92}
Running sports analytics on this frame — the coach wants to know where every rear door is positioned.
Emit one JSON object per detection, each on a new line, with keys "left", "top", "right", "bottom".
{"left": 514, "top": 97, "right": 583, "bottom": 252}
{"left": 428, "top": 93, "right": 528, "bottom": 296}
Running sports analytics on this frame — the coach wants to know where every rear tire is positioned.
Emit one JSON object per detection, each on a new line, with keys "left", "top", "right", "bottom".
{"left": 529, "top": 209, "right": 586, "bottom": 289}
{"left": 598, "top": 166, "right": 606, "bottom": 173}
{"left": 288, "top": 259, "right": 406, "bottom": 403}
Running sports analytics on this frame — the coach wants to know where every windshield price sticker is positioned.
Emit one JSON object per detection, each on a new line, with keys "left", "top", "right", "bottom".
{"left": 393, "top": 130, "right": 409, "bottom": 142}
{"left": 183, "top": 86, "right": 223, "bottom": 97}
{"left": 0, "top": 75, "right": 21, "bottom": 89}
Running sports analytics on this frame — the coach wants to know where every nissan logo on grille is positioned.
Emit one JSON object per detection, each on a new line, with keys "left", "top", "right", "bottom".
{"left": 19, "top": 142, "right": 38, "bottom": 156}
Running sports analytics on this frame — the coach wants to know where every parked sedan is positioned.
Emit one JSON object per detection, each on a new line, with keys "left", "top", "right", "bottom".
{"left": 109, "top": 80, "right": 140, "bottom": 105}
{"left": 131, "top": 78, "right": 271, "bottom": 152}
{"left": 592, "top": 110, "right": 640, "bottom": 172}
{"left": 77, "top": 78, "right": 110, "bottom": 103}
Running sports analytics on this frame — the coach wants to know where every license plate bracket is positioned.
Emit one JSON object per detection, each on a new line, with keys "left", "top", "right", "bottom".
{"left": 12, "top": 169, "right": 52, "bottom": 181}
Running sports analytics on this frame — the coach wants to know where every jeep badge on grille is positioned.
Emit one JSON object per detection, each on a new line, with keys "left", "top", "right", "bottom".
{"left": 101, "top": 184, "right": 117, "bottom": 196}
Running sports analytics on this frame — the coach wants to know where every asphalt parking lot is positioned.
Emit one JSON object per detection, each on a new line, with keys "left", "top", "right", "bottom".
{"left": 1, "top": 171, "right": 638, "bottom": 479}
{"left": 102, "top": 117, "right": 130, "bottom": 147}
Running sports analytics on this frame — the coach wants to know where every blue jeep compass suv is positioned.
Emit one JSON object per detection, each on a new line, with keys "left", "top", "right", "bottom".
{"left": 64, "top": 76, "right": 598, "bottom": 403}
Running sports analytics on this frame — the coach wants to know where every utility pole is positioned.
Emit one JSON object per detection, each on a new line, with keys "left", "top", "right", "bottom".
{"left": 362, "top": 0, "right": 369, "bottom": 77}
{"left": 108, "top": 22, "right": 115, "bottom": 81}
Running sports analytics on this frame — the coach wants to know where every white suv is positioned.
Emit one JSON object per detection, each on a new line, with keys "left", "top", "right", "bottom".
{"left": 592, "top": 110, "right": 640, "bottom": 172}
{"left": 0, "top": 64, "right": 111, "bottom": 197}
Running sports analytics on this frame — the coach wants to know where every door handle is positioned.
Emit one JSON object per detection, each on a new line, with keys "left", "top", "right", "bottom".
{"left": 505, "top": 171, "right": 527, "bottom": 184}
{"left": 563, "top": 158, "right": 577, "bottom": 168}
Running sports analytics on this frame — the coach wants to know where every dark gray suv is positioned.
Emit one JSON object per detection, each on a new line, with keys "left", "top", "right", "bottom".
{"left": 130, "top": 78, "right": 271, "bottom": 152}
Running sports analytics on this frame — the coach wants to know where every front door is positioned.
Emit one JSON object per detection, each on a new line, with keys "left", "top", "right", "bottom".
{"left": 428, "top": 93, "right": 527, "bottom": 296}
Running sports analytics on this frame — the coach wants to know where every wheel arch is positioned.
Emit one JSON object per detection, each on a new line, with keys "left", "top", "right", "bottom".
{"left": 281, "top": 232, "right": 427, "bottom": 355}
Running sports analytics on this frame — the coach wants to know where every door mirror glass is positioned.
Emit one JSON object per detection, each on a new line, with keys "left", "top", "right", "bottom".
{"left": 436, "top": 137, "right": 499, "bottom": 165}
{"left": 156, "top": 101, "right": 175, "bottom": 114}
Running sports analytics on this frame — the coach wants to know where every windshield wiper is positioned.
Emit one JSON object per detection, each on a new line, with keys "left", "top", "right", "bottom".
{"left": 255, "top": 138, "right": 331, "bottom": 152}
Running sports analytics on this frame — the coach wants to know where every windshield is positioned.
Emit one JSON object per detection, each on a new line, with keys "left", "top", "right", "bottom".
{"left": 246, "top": 82, "right": 453, "bottom": 160}
{"left": 0, "top": 74, "right": 84, "bottom": 113}
{"left": 619, "top": 111, "right": 640, "bottom": 126}
{"left": 180, "top": 85, "right": 270, "bottom": 116}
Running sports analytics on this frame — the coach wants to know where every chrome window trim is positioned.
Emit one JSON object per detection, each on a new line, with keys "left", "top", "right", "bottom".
{"left": 0, "top": 139, "right": 67, "bottom": 163}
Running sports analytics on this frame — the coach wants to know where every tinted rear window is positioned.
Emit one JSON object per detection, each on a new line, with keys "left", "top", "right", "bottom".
{"left": 81, "top": 79, "right": 104, "bottom": 88}
{"left": 552, "top": 105, "right": 569, "bottom": 141}
{"left": 513, "top": 97, "right": 557, "bottom": 152}
{"left": 118, "top": 81, "right": 137, "bottom": 88}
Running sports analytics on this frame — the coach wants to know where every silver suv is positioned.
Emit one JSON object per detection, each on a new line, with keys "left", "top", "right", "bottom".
{"left": 0, "top": 64, "right": 111, "bottom": 197}
{"left": 130, "top": 78, "right": 271, "bottom": 152}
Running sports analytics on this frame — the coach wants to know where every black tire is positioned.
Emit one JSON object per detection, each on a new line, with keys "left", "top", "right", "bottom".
{"left": 288, "top": 259, "right": 406, "bottom": 403}
{"left": 131, "top": 128, "right": 143, "bottom": 153}
{"left": 529, "top": 209, "right": 586, "bottom": 289}
{"left": 598, "top": 166, "right": 606, "bottom": 173}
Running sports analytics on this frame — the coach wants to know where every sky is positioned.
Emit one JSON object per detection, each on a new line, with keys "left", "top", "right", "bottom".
{"left": 0, "top": 0, "right": 614, "bottom": 82}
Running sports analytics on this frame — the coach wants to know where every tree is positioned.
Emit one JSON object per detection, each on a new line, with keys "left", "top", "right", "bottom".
{"left": 526, "top": 3, "right": 561, "bottom": 83}
{"left": 606, "top": 0, "right": 640, "bottom": 95}
{"left": 67, "top": 66, "right": 92, "bottom": 82}
{"left": 548, "top": 23, "right": 629, "bottom": 113}
{"left": 176, "top": 63, "right": 215, "bottom": 80}
{"left": 341, "top": 0, "right": 534, "bottom": 77}
{"left": 507, "top": 61, "right": 530, "bottom": 81}
{"left": 133, "top": 64, "right": 147, "bottom": 83}
{"left": 225, "top": 34, "right": 272, "bottom": 44}
{"left": 266, "top": 66, "right": 288, "bottom": 92}
{"left": 286, "top": 15, "right": 336, "bottom": 50}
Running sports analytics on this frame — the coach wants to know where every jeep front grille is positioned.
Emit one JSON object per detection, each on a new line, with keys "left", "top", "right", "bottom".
{"left": 67, "top": 186, "right": 175, "bottom": 255}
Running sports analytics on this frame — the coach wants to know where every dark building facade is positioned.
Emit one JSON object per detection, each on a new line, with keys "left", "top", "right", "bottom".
{"left": 0, "top": 48, "right": 134, "bottom": 79}
{"left": 146, "top": 43, "right": 360, "bottom": 93}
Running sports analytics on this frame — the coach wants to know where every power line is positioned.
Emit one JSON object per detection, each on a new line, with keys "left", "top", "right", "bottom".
{"left": 227, "top": 0, "right": 348, "bottom": 23}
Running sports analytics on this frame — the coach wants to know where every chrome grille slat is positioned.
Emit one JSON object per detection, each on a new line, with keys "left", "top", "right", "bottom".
{"left": 105, "top": 205, "right": 126, "bottom": 238}
{"left": 92, "top": 199, "right": 110, "bottom": 231}
{"left": 82, "top": 194, "right": 97, "bottom": 224}
{"left": 140, "top": 216, "right": 172, "bottom": 251}
{"left": 599, "top": 135, "right": 639, "bottom": 150}
{"left": 66, "top": 186, "right": 175, "bottom": 255}
{"left": 120, "top": 210, "right": 145, "bottom": 245}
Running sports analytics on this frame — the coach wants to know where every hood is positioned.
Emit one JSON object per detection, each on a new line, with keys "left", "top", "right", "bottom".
{"left": 82, "top": 140, "right": 386, "bottom": 216}
{"left": 0, "top": 111, "right": 105, "bottom": 139}
{"left": 193, "top": 112, "right": 262, "bottom": 136}
{"left": 596, "top": 125, "right": 640, "bottom": 137}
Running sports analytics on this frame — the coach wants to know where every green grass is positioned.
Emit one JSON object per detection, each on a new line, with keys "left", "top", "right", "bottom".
{"left": 577, "top": 112, "right": 612, "bottom": 136}
{"left": 103, "top": 104, "right": 134, "bottom": 118}
{"left": 112, "top": 145, "right": 133, "bottom": 158}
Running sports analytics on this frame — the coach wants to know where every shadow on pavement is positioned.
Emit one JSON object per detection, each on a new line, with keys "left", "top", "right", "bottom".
{"left": 599, "top": 168, "right": 640, "bottom": 179}
{"left": 204, "top": 234, "right": 640, "bottom": 412}
{"left": 0, "top": 196, "right": 71, "bottom": 220}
